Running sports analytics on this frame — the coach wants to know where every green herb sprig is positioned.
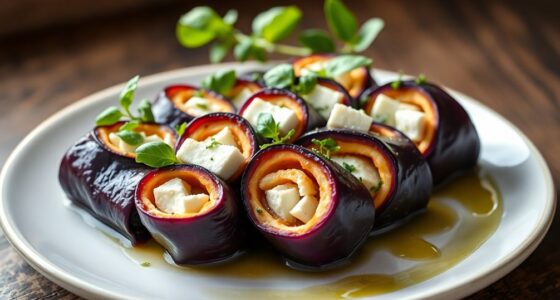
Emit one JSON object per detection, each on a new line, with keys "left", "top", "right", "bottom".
{"left": 311, "top": 138, "right": 340, "bottom": 158}
{"left": 342, "top": 162, "right": 356, "bottom": 173}
{"left": 256, "top": 113, "right": 296, "bottom": 149}
{"left": 201, "top": 69, "right": 237, "bottom": 95}
{"left": 135, "top": 141, "right": 180, "bottom": 168}
{"left": 176, "top": 0, "right": 384, "bottom": 62}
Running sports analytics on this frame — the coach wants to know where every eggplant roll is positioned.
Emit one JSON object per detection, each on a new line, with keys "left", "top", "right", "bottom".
{"left": 226, "top": 79, "right": 263, "bottom": 109}
{"left": 152, "top": 85, "right": 235, "bottom": 128}
{"left": 59, "top": 122, "right": 176, "bottom": 244}
{"left": 135, "top": 165, "right": 245, "bottom": 265}
{"left": 300, "top": 78, "right": 355, "bottom": 120}
{"left": 297, "top": 129, "right": 432, "bottom": 230}
{"left": 292, "top": 54, "right": 376, "bottom": 99}
{"left": 241, "top": 144, "right": 374, "bottom": 271}
{"left": 175, "top": 112, "right": 260, "bottom": 182}
{"left": 362, "top": 80, "right": 480, "bottom": 186}
{"left": 239, "top": 88, "right": 325, "bottom": 142}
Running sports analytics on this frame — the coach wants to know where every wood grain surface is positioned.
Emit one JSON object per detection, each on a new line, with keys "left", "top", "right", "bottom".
{"left": 0, "top": 0, "right": 558, "bottom": 299}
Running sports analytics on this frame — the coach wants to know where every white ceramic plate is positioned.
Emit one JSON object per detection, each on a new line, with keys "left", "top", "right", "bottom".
{"left": 0, "top": 62, "right": 555, "bottom": 300}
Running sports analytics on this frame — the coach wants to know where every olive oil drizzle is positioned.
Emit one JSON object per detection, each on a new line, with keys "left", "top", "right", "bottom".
{"left": 118, "top": 169, "right": 502, "bottom": 299}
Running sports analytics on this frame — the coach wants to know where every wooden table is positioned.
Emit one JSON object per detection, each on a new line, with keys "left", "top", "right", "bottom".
{"left": 0, "top": 0, "right": 558, "bottom": 298}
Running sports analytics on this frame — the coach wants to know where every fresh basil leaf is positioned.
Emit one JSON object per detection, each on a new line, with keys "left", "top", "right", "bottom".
{"left": 175, "top": 122, "right": 187, "bottom": 136}
{"left": 176, "top": 7, "right": 229, "bottom": 48}
{"left": 137, "top": 100, "right": 155, "bottom": 122}
{"left": 325, "top": 55, "right": 372, "bottom": 77}
{"left": 252, "top": 6, "right": 302, "bottom": 42}
{"left": 256, "top": 112, "right": 280, "bottom": 140}
{"left": 223, "top": 9, "right": 238, "bottom": 25}
{"left": 296, "top": 74, "right": 317, "bottom": 95}
{"left": 298, "top": 29, "right": 336, "bottom": 53}
{"left": 135, "top": 141, "right": 178, "bottom": 168}
{"left": 234, "top": 38, "right": 253, "bottom": 62}
{"left": 352, "top": 18, "right": 384, "bottom": 52}
{"left": 119, "top": 75, "right": 139, "bottom": 116}
{"left": 95, "top": 106, "right": 123, "bottom": 126}
{"left": 119, "top": 120, "right": 140, "bottom": 132}
{"left": 324, "top": 0, "right": 358, "bottom": 42}
{"left": 201, "top": 70, "right": 237, "bottom": 95}
{"left": 116, "top": 130, "right": 144, "bottom": 146}
{"left": 263, "top": 64, "right": 295, "bottom": 89}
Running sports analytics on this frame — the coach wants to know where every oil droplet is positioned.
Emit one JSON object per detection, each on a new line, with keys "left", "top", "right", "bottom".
{"left": 115, "top": 169, "right": 502, "bottom": 299}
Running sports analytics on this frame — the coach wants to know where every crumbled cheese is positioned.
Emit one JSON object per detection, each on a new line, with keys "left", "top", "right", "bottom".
{"left": 289, "top": 195, "right": 318, "bottom": 223}
{"left": 242, "top": 98, "right": 299, "bottom": 135}
{"left": 176, "top": 138, "right": 244, "bottom": 180}
{"left": 395, "top": 110, "right": 426, "bottom": 142}
{"left": 304, "top": 85, "right": 344, "bottom": 119}
{"left": 370, "top": 94, "right": 400, "bottom": 126}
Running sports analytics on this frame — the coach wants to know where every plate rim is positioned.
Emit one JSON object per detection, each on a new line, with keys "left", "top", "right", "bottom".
{"left": 0, "top": 62, "right": 556, "bottom": 300}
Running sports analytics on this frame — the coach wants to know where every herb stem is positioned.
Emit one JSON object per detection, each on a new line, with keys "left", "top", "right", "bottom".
{"left": 234, "top": 32, "right": 312, "bottom": 57}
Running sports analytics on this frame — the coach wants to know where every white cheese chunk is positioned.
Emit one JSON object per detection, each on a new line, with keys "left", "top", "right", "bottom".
{"left": 153, "top": 178, "right": 192, "bottom": 214}
{"left": 289, "top": 195, "right": 318, "bottom": 223}
{"left": 370, "top": 94, "right": 400, "bottom": 126}
{"left": 395, "top": 110, "right": 426, "bottom": 142}
{"left": 242, "top": 98, "right": 299, "bottom": 135}
{"left": 180, "top": 194, "right": 210, "bottom": 213}
{"left": 399, "top": 103, "right": 421, "bottom": 111}
{"left": 326, "top": 103, "right": 373, "bottom": 132}
{"left": 183, "top": 96, "right": 220, "bottom": 117}
{"left": 331, "top": 155, "right": 381, "bottom": 192}
{"left": 206, "top": 127, "right": 237, "bottom": 147}
{"left": 304, "top": 85, "right": 344, "bottom": 119}
{"left": 108, "top": 132, "right": 167, "bottom": 154}
{"left": 265, "top": 184, "right": 300, "bottom": 222}
{"left": 176, "top": 138, "right": 244, "bottom": 180}
{"left": 231, "top": 87, "right": 255, "bottom": 109}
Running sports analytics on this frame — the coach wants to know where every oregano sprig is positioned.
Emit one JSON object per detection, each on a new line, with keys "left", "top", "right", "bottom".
{"left": 256, "top": 112, "right": 295, "bottom": 149}
{"left": 311, "top": 138, "right": 340, "bottom": 158}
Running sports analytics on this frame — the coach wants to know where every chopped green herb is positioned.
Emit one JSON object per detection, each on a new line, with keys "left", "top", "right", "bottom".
{"left": 135, "top": 141, "right": 179, "bottom": 168}
{"left": 140, "top": 261, "right": 151, "bottom": 267}
{"left": 342, "top": 162, "right": 356, "bottom": 173}
{"left": 311, "top": 138, "right": 340, "bottom": 158}
{"left": 195, "top": 102, "right": 209, "bottom": 110}
{"left": 391, "top": 72, "right": 403, "bottom": 90}
{"left": 175, "top": 122, "right": 187, "bottom": 136}
{"left": 210, "top": 157, "right": 214, "bottom": 161}
{"left": 256, "top": 113, "right": 295, "bottom": 149}
{"left": 415, "top": 73, "right": 427, "bottom": 85}
{"left": 206, "top": 137, "right": 222, "bottom": 149}
{"left": 256, "top": 207, "right": 264, "bottom": 214}
{"left": 370, "top": 180, "right": 383, "bottom": 193}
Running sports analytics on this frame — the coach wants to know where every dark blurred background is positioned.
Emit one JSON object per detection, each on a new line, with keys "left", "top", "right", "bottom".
{"left": 0, "top": 0, "right": 559, "bottom": 298}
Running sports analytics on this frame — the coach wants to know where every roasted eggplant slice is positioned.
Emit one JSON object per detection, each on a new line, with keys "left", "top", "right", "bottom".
{"left": 301, "top": 78, "right": 355, "bottom": 119}
{"left": 152, "top": 85, "right": 235, "bottom": 128}
{"left": 292, "top": 54, "right": 375, "bottom": 99}
{"left": 239, "top": 88, "right": 325, "bottom": 142}
{"left": 297, "top": 129, "right": 432, "bottom": 230}
{"left": 362, "top": 80, "right": 480, "bottom": 185}
{"left": 135, "top": 165, "right": 245, "bottom": 265}
{"left": 175, "top": 112, "right": 260, "bottom": 182}
{"left": 58, "top": 122, "right": 176, "bottom": 244}
{"left": 226, "top": 79, "right": 263, "bottom": 109}
{"left": 241, "top": 144, "right": 374, "bottom": 271}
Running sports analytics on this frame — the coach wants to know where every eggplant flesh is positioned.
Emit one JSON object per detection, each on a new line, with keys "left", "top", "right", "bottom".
{"left": 59, "top": 132, "right": 151, "bottom": 244}
{"left": 135, "top": 165, "right": 246, "bottom": 265}
{"left": 239, "top": 88, "right": 326, "bottom": 142}
{"left": 363, "top": 81, "right": 480, "bottom": 186}
{"left": 296, "top": 129, "right": 432, "bottom": 231}
{"left": 241, "top": 144, "right": 374, "bottom": 271}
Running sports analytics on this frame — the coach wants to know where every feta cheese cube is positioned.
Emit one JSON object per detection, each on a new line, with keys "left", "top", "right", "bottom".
{"left": 304, "top": 85, "right": 344, "bottom": 119}
{"left": 395, "top": 110, "right": 426, "bottom": 142}
{"left": 183, "top": 96, "right": 219, "bottom": 116}
{"left": 289, "top": 195, "right": 318, "bottom": 223}
{"left": 399, "top": 103, "right": 421, "bottom": 111}
{"left": 153, "top": 178, "right": 192, "bottom": 214}
{"left": 206, "top": 127, "right": 237, "bottom": 147}
{"left": 326, "top": 103, "right": 373, "bottom": 132}
{"left": 370, "top": 94, "right": 400, "bottom": 126}
{"left": 242, "top": 98, "right": 299, "bottom": 135}
{"left": 180, "top": 194, "right": 210, "bottom": 213}
{"left": 231, "top": 88, "right": 255, "bottom": 109}
{"left": 331, "top": 155, "right": 381, "bottom": 192}
{"left": 109, "top": 132, "right": 164, "bottom": 154}
{"left": 265, "top": 184, "right": 300, "bottom": 222}
{"left": 176, "top": 138, "right": 244, "bottom": 180}
{"left": 300, "top": 62, "right": 325, "bottom": 76}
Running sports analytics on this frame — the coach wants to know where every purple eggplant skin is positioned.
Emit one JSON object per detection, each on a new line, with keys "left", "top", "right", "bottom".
{"left": 363, "top": 80, "right": 480, "bottom": 186}
{"left": 135, "top": 165, "right": 246, "bottom": 265}
{"left": 239, "top": 88, "right": 326, "bottom": 141}
{"left": 59, "top": 131, "right": 151, "bottom": 244}
{"left": 296, "top": 129, "right": 432, "bottom": 231}
{"left": 241, "top": 144, "right": 375, "bottom": 271}
{"left": 152, "top": 85, "right": 235, "bottom": 128}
